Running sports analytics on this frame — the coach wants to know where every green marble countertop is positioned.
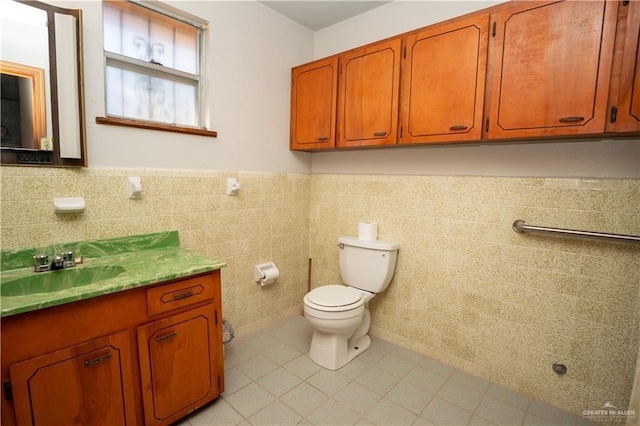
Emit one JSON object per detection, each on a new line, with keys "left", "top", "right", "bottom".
{"left": 0, "top": 231, "right": 226, "bottom": 318}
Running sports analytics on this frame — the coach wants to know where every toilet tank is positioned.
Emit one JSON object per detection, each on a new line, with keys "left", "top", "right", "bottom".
{"left": 338, "top": 237, "right": 399, "bottom": 293}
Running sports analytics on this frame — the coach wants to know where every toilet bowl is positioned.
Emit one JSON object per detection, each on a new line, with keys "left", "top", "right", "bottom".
{"left": 303, "top": 285, "right": 370, "bottom": 370}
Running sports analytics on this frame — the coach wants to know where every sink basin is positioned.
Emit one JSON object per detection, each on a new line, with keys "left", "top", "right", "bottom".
{"left": 1, "top": 266, "right": 127, "bottom": 297}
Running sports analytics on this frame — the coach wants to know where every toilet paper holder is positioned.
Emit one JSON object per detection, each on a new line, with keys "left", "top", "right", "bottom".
{"left": 254, "top": 262, "right": 279, "bottom": 286}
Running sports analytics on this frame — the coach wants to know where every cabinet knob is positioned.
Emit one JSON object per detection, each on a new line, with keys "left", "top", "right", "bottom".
{"left": 449, "top": 125, "right": 468, "bottom": 131}
{"left": 373, "top": 131, "right": 387, "bottom": 137}
{"left": 558, "top": 116, "right": 585, "bottom": 123}
{"left": 317, "top": 136, "right": 329, "bottom": 141}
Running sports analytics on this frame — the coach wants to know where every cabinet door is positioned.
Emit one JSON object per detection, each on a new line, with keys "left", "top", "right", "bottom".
{"left": 610, "top": 0, "right": 640, "bottom": 132}
{"left": 9, "top": 331, "right": 136, "bottom": 426}
{"left": 337, "top": 38, "right": 401, "bottom": 147}
{"left": 137, "top": 305, "right": 220, "bottom": 426}
{"left": 401, "top": 15, "right": 489, "bottom": 144}
{"left": 487, "top": 0, "right": 618, "bottom": 139}
{"left": 290, "top": 57, "right": 338, "bottom": 150}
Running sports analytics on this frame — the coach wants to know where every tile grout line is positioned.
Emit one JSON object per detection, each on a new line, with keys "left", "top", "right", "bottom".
{"left": 185, "top": 316, "right": 593, "bottom": 425}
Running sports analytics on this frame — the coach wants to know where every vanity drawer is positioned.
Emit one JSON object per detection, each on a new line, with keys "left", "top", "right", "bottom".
{"left": 147, "top": 274, "right": 214, "bottom": 316}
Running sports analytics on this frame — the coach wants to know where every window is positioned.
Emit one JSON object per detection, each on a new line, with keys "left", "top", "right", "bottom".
{"left": 100, "top": 1, "right": 215, "bottom": 136}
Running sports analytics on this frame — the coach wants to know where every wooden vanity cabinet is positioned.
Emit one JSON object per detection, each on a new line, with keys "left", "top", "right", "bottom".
{"left": 606, "top": 0, "right": 640, "bottom": 133}
{"left": 9, "top": 331, "right": 136, "bottom": 426}
{"left": 400, "top": 14, "right": 489, "bottom": 144}
{"left": 337, "top": 38, "right": 402, "bottom": 148}
{"left": 485, "top": 0, "right": 618, "bottom": 139}
{"left": 1, "top": 270, "right": 223, "bottom": 426}
{"left": 290, "top": 57, "right": 338, "bottom": 150}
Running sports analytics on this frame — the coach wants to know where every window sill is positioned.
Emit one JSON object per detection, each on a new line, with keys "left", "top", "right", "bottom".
{"left": 96, "top": 116, "right": 217, "bottom": 138}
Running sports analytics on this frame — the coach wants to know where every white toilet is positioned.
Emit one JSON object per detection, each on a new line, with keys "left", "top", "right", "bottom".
{"left": 303, "top": 236, "right": 399, "bottom": 370}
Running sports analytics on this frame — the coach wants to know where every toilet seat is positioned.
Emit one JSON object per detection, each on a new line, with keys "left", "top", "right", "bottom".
{"left": 304, "top": 285, "right": 363, "bottom": 312}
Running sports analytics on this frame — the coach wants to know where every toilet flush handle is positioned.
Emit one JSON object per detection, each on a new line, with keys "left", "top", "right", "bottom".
{"left": 338, "top": 243, "right": 345, "bottom": 249}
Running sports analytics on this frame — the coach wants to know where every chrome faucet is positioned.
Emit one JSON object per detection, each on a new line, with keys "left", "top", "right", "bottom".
{"left": 33, "top": 250, "right": 80, "bottom": 272}
{"left": 33, "top": 254, "right": 50, "bottom": 272}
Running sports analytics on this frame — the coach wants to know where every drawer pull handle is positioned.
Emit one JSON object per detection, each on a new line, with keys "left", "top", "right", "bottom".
{"left": 84, "top": 353, "right": 112, "bottom": 367}
{"left": 173, "top": 290, "right": 194, "bottom": 300}
{"left": 373, "top": 131, "right": 387, "bottom": 137}
{"left": 449, "top": 125, "right": 467, "bottom": 131}
{"left": 156, "top": 332, "right": 177, "bottom": 342}
{"left": 317, "top": 136, "right": 329, "bottom": 141}
{"left": 558, "top": 116, "right": 585, "bottom": 123}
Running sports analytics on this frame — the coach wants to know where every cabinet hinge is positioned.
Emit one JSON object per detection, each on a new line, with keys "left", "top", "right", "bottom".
{"left": 492, "top": 22, "right": 497, "bottom": 37}
{"left": 485, "top": 118, "right": 490, "bottom": 132}
{"left": 3, "top": 381, "right": 13, "bottom": 401}
{"left": 610, "top": 106, "right": 618, "bottom": 123}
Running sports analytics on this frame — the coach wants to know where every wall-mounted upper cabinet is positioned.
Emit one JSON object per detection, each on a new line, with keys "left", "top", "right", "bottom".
{"left": 290, "top": 57, "right": 338, "bottom": 150}
{"left": 486, "top": 0, "right": 618, "bottom": 139}
{"left": 607, "top": 0, "right": 640, "bottom": 133}
{"left": 290, "top": 0, "right": 639, "bottom": 152}
{"left": 400, "top": 15, "right": 490, "bottom": 145}
{"left": 337, "top": 38, "right": 402, "bottom": 148}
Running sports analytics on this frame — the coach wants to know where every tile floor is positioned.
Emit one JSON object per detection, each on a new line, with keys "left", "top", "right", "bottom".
{"left": 178, "top": 315, "right": 594, "bottom": 425}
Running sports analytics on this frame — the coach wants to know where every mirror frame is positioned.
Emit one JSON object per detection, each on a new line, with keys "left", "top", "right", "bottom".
{"left": 1, "top": 0, "right": 86, "bottom": 167}
{"left": 0, "top": 60, "right": 47, "bottom": 149}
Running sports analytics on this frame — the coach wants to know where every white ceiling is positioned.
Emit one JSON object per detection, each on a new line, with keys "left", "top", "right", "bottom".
{"left": 258, "top": 1, "right": 391, "bottom": 31}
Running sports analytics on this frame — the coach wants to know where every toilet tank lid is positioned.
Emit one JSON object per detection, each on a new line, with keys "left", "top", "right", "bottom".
{"left": 339, "top": 237, "right": 399, "bottom": 251}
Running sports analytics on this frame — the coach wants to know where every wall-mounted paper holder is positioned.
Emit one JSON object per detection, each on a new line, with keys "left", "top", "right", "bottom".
{"left": 254, "top": 262, "right": 279, "bottom": 286}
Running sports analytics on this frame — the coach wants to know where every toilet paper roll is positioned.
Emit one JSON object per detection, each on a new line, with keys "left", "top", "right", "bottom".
{"left": 260, "top": 266, "right": 279, "bottom": 287}
{"left": 358, "top": 222, "right": 377, "bottom": 241}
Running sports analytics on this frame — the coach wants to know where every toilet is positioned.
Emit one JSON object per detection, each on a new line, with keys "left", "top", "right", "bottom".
{"left": 303, "top": 236, "right": 399, "bottom": 370}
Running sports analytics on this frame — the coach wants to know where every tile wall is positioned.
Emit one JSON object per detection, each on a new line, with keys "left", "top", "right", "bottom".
{"left": 0, "top": 166, "right": 311, "bottom": 335}
{"left": 308, "top": 174, "right": 640, "bottom": 416}
{"left": 2, "top": 167, "right": 639, "bottom": 417}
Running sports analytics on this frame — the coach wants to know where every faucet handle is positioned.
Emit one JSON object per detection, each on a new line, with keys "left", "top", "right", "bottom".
{"left": 33, "top": 254, "right": 50, "bottom": 272}
{"left": 61, "top": 250, "right": 75, "bottom": 268}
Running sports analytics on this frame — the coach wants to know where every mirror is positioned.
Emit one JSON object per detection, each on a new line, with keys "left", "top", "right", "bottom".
{"left": 0, "top": 0, "right": 86, "bottom": 167}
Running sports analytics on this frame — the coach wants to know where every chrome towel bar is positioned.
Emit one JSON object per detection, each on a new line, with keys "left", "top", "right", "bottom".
{"left": 512, "top": 220, "right": 640, "bottom": 244}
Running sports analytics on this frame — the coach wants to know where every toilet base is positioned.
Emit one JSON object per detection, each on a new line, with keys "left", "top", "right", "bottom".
{"left": 309, "top": 331, "right": 371, "bottom": 370}
{"left": 348, "top": 334, "right": 371, "bottom": 361}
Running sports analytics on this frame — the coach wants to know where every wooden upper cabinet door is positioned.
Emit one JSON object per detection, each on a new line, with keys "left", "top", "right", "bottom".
{"left": 400, "top": 15, "right": 489, "bottom": 144}
{"left": 609, "top": 0, "right": 640, "bottom": 132}
{"left": 337, "top": 38, "right": 401, "bottom": 147}
{"left": 290, "top": 57, "right": 338, "bottom": 150}
{"left": 487, "top": 0, "right": 618, "bottom": 139}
